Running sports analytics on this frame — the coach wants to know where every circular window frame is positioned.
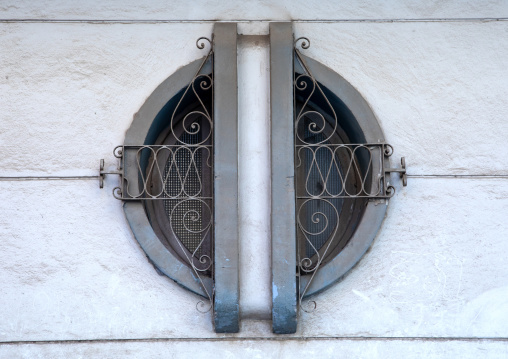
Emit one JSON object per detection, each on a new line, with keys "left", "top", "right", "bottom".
{"left": 121, "top": 52, "right": 389, "bottom": 300}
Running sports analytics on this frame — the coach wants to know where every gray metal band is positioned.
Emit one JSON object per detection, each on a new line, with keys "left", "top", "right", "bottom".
{"left": 212, "top": 22, "right": 240, "bottom": 333}
{"left": 270, "top": 22, "right": 298, "bottom": 334}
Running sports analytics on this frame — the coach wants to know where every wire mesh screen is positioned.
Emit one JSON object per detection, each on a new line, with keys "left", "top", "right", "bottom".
{"left": 163, "top": 132, "right": 204, "bottom": 256}
{"left": 302, "top": 127, "right": 345, "bottom": 258}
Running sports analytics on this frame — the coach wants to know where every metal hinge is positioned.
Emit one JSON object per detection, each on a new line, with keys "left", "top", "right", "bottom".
{"left": 98, "top": 157, "right": 122, "bottom": 189}
{"left": 386, "top": 156, "right": 407, "bottom": 187}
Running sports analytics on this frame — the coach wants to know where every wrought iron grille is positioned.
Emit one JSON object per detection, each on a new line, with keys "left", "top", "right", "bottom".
{"left": 102, "top": 36, "right": 215, "bottom": 311}
{"left": 294, "top": 37, "right": 405, "bottom": 312}
{"left": 112, "top": 142, "right": 214, "bottom": 264}
{"left": 111, "top": 144, "right": 213, "bottom": 201}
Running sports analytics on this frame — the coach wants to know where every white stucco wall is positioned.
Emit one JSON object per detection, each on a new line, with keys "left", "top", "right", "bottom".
{"left": 1, "top": 1, "right": 507, "bottom": 358}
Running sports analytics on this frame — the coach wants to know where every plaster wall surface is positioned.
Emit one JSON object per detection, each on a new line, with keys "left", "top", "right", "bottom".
{"left": 1, "top": 339, "right": 508, "bottom": 359}
{"left": 237, "top": 35, "right": 271, "bottom": 320}
{"left": 1, "top": 0, "right": 507, "bottom": 20}
{"left": 0, "top": 1, "right": 507, "bottom": 358}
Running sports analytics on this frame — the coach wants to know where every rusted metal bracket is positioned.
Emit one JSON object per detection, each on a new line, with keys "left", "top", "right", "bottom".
{"left": 99, "top": 158, "right": 122, "bottom": 189}
{"left": 385, "top": 156, "right": 407, "bottom": 187}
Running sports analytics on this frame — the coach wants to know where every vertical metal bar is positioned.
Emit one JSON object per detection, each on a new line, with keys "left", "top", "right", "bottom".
{"left": 270, "top": 22, "right": 297, "bottom": 334}
{"left": 213, "top": 22, "right": 240, "bottom": 333}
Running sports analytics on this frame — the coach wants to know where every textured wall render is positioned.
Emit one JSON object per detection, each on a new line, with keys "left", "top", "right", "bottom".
{"left": 0, "top": 23, "right": 212, "bottom": 176}
{"left": 0, "top": 0, "right": 507, "bottom": 20}
{"left": 1, "top": 339, "right": 508, "bottom": 359}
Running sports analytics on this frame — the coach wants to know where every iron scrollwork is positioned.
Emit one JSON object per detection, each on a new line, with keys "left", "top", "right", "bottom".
{"left": 101, "top": 37, "right": 214, "bottom": 313}
{"left": 294, "top": 37, "right": 406, "bottom": 313}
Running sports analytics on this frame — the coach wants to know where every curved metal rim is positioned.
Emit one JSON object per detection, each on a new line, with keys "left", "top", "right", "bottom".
{"left": 298, "top": 54, "right": 389, "bottom": 298}
{"left": 123, "top": 57, "right": 212, "bottom": 297}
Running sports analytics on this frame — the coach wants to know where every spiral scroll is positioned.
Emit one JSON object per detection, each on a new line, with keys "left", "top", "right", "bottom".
{"left": 294, "top": 37, "right": 394, "bottom": 313}
{"left": 131, "top": 36, "right": 215, "bottom": 313}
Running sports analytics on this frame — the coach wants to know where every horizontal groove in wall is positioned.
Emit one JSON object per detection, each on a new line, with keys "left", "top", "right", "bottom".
{"left": 1, "top": 174, "right": 508, "bottom": 182}
{"left": 0, "top": 176, "right": 98, "bottom": 181}
{"left": 0, "top": 18, "right": 506, "bottom": 24}
{"left": 1, "top": 336, "right": 507, "bottom": 346}
{"left": 406, "top": 175, "right": 508, "bottom": 179}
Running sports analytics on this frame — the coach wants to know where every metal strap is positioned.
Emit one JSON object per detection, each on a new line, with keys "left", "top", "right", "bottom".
{"left": 270, "top": 22, "right": 298, "bottom": 334}
{"left": 212, "top": 22, "right": 240, "bottom": 333}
